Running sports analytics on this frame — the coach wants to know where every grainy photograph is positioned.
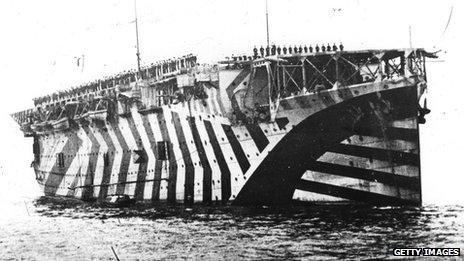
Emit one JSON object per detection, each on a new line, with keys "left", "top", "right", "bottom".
{"left": 0, "top": 0, "right": 463, "bottom": 260}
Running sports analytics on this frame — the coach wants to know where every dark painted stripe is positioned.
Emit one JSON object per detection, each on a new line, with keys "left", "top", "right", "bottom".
{"left": 112, "top": 121, "right": 131, "bottom": 195}
{"left": 157, "top": 112, "right": 177, "bottom": 203}
{"left": 44, "top": 133, "right": 82, "bottom": 196}
{"left": 98, "top": 126, "right": 115, "bottom": 199}
{"left": 172, "top": 112, "right": 195, "bottom": 205}
{"left": 222, "top": 124, "right": 250, "bottom": 173}
{"left": 81, "top": 126, "right": 100, "bottom": 200}
{"left": 307, "top": 161, "right": 420, "bottom": 190}
{"left": 34, "top": 136, "right": 44, "bottom": 164}
{"left": 328, "top": 144, "right": 420, "bottom": 167}
{"left": 140, "top": 114, "right": 163, "bottom": 202}
{"left": 203, "top": 120, "right": 231, "bottom": 202}
{"left": 296, "top": 179, "right": 417, "bottom": 205}
{"left": 189, "top": 117, "right": 212, "bottom": 203}
{"left": 126, "top": 115, "right": 148, "bottom": 201}
{"left": 354, "top": 126, "right": 418, "bottom": 142}
{"left": 245, "top": 123, "right": 269, "bottom": 152}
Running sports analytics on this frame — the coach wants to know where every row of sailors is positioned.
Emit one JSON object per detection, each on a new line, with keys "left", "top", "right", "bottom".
{"left": 228, "top": 43, "right": 345, "bottom": 62}
{"left": 147, "top": 54, "right": 197, "bottom": 77}
{"left": 29, "top": 92, "right": 116, "bottom": 123}
{"left": 33, "top": 55, "right": 198, "bottom": 106}
{"left": 247, "top": 43, "right": 344, "bottom": 59}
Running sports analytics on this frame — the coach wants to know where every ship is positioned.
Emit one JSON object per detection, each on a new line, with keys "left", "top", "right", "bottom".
{"left": 11, "top": 43, "right": 436, "bottom": 206}
{"left": 11, "top": 0, "right": 439, "bottom": 208}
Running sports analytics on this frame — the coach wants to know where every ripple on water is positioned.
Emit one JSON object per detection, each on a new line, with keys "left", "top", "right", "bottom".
{"left": 0, "top": 197, "right": 463, "bottom": 260}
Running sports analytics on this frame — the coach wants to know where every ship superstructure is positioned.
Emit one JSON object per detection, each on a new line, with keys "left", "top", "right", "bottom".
{"left": 12, "top": 46, "right": 435, "bottom": 205}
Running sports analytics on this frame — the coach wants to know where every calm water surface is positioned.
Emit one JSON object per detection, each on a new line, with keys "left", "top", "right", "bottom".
{"left": 0, "top": 197, "right": 463, "bottom": 260}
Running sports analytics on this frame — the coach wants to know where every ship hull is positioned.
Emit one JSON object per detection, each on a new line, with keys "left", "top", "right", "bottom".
{"left": 33, "top": 77, "right": 422, "bottom": 206}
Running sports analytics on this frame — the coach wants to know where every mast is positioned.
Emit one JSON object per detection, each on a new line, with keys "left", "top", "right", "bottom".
{"left": 265, "top": 0, "right": 270, "bottom": 47}
{"left": 134, "top": 0, "right": 142, "bottom": 77}
{"left": 409, "top": 25, "right": 412, "bottom": 48}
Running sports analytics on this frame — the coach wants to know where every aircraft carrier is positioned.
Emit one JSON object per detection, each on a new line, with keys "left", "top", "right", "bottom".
{"left": 11, "top": 44, "right": 435, "bottom": 206}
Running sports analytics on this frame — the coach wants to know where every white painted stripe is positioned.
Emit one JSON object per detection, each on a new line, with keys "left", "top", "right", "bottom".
{"left": 318, "top": 151, "right": 419, "bottom": 177}
{"left": 293, "top": 189, "right": 348, "bottom": 202}
{"left": 91, "top": 126, "right": 109, "bottom": 198}
{"left": 38, "top": 135, "right": 55, "bottom": 172}
{"left": 301, "top": 171, "right": 419, "bottom": 201}
{"left": 211, "top": 87, "right": 224, "bottom": 115}
{"left": 106, "top": 122, "right": 123, "bottom": 196}
{"left": 388, "top": 117, "right": 417, "bottom": 129}
{"left": 207, "top": 87, "right": 219, "bottom": 115}
{"left": 341, "top": 135, "right": 418, "bottom": 154}
{"left": 74, "top": 127, "right": 91, "bottom": 199}
{"left": 191, "top": 99, "right": 197, "bottom": 113}
{"left": 41, "top": 136, "right": 54, "bottom": 173}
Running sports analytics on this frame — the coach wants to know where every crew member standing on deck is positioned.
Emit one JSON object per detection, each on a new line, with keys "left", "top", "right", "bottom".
{"left": 271, "top": 44, "right": 276, "bottom": 55}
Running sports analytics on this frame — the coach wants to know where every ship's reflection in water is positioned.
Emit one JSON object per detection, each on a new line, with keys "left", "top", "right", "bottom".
{"left": 1, "top": 197, "right": 463, "bottom": 260}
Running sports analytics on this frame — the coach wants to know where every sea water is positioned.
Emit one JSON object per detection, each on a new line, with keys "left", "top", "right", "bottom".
{"left": 0, "top": 196, "right": 463, "bottom": 260}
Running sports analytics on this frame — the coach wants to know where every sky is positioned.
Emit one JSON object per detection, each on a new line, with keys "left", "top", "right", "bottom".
{"left": 0, "top": 0, "right": 462, "bottom": 205}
